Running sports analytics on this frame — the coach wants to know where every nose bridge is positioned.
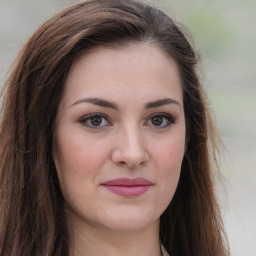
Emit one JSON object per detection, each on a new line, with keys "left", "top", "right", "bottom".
{"left": 124, "top": 123, "right": 144, "bottom": 151}
{"left": 112, "top": 122, "right": 149, "bottom": 168}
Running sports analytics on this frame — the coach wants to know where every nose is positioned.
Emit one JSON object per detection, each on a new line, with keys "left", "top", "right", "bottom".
{"left": 111, "top": 125, "right": 149, "bottom": 169}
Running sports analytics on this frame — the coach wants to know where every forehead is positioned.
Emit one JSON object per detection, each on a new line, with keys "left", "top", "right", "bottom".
{"left": 70, "top": 42, "right": 179, "bottom": 76}
{"left": 61, "top": 42, "right": 182, "bottom": 107}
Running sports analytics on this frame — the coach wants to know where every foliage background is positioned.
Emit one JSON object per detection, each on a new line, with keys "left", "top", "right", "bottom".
{"left": 0, "top": 0, "right": 255, "bottom": 255}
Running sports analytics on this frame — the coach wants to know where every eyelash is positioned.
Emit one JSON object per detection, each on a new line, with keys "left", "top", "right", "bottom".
{"left": 145, "top": 113, "right": 175, "bottom": 128}
{"left": 79, "top": 113, "right": 111, "bottom": 129}
{"left": 79, "top": 112, "right": 175, "bottom": 129}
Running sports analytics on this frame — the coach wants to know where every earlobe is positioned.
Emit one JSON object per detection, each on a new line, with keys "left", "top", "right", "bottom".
{"left": 52, "top": 140, "right": 60, "bottom": 171}
{"left": 184, "top": 137, "right": 189, "bottom": 153}
{"left": 52, "top": 152, "right": 58, "bottom": 170}
{"left": 185, "top": 123, "right": 190, "bottom": 154}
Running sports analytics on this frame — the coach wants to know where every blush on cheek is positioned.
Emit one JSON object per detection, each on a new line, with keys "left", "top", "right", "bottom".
{"left": 59, "top": 148, "right": 102, "bottom": 180}
{"left": 156, "top": 143, "right": 184, "bottom": 184}
{"left": 158, "top": 139, "right": 185, "bottom": 161}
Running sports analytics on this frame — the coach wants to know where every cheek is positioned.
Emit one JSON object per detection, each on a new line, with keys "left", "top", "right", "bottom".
{"left": 153, "top": 132, "right": 185, "bottom": 171}
{"left": 157, "top": 145, "right": 183, "bottom": 188}
{"left": 53, "top": 132, "right": 109, "bottom": 208}
{"left": 54, "top": 132, "right": 108, "bottom": 203}
{"left": 151, "top": 134, "right": 185, "bottom": 204}
{"left": 55, "top": 130, "right": 108, "bottom": 178}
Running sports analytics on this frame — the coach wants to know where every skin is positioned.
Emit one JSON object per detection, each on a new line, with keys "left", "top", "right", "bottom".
{"left": 54, "top": 42, "right": 186, "bottom": 256}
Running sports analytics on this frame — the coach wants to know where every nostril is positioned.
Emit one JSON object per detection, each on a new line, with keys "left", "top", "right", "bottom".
{"left": 117, "top": 160, "right": 136, "bottom": 169}
{"left": 111, "top": 146, "right": 149, "bottom": 169}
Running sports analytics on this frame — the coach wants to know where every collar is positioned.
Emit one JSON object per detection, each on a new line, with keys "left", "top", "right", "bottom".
{"left": 161, "top": 244, "right": 170, "bottom": 256}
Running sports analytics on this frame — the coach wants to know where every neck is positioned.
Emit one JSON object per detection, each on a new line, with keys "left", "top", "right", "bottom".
{"left": 68, "top": 214, "right": 162, "bottom": 256}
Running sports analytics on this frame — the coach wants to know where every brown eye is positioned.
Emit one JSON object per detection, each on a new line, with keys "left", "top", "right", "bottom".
{"left": 151, "top": 116, "right": 163, "bottom": 126}
{"left": 80, "top": 114, "right": 110, "bottom": 128}
{"left": 146, "top": 113, "right": 175, "bottom": 129}
{"left": 90, "top": 116, "right": 103, "bottom": 126}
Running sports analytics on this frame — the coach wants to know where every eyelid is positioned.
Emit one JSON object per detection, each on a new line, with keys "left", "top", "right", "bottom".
{"left": 145, "top": 112, "right": 176, "bottom": 128}
{"left": 78, "top": 112, "right": 175, "bottom": 129}
{"left": 79, "top": 113, "right": 112, "bottom": 128}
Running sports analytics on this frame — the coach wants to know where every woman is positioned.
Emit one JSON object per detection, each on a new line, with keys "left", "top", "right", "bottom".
{"left": 0, "top": 0, "right": 230, "bottom": 255}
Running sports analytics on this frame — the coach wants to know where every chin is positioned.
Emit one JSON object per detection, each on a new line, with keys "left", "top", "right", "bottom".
{"left": 97, "top": 209, "right": 159, "bottom": 232}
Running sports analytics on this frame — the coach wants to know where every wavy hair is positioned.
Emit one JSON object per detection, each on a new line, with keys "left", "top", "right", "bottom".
{"left": 0, "top": 0, "right": 229, "bottom": 255}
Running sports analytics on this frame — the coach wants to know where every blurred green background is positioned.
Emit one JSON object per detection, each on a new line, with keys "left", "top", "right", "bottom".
{"left": 0, "top": 0, "right": 255, "bottom": 255}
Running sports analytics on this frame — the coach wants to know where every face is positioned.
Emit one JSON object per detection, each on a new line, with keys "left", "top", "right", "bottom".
{"left": 54, "top": 43, "right": 186, "bottom": 234}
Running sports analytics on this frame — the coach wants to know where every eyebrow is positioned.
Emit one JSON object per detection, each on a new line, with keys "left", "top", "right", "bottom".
{"left": 70, "top": 97, "right": 180, "bottom": 110}
{"left": 145, "top": 98, "right": 181, "bottom": 109}
{"left": 70, "top": 97, "right": 118, "bottom": 110}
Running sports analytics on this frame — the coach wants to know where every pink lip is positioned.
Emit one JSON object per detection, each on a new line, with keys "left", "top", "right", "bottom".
{"left": 101, "top": 177, "right": 152, "bottom": 197}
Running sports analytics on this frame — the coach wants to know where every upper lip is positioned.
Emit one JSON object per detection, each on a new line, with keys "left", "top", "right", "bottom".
{"left": 102, "top": 177, "right": 152, "bottom": 186}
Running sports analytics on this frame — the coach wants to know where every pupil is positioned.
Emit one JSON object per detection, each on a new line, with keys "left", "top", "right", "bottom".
{"left": 152, "top": 116, "right": 163, "bottom": 126}
{"left": 91, "top": 116, "right": 102, "bottom": 126}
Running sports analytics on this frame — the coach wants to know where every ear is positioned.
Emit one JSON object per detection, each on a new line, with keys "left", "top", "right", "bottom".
{"left": 184, "top": 128, "right": 190, "bottom": 154}
{"left": 184, "top": 118, "right": 190, "bottom": 153}
{"left": 52, "top": 137, "right": 60, "bottom": 171}
{"left": 185, "top": 135, "right": 190, "bottom": 153}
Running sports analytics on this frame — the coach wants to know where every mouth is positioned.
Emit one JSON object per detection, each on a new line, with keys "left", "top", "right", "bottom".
{"left": 101, "top": 177, "right": 153, "bottom": 197}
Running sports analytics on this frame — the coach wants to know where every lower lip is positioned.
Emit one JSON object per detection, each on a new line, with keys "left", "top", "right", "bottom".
{"left": 102, "top": 185, "right": 151, "bottom": 196}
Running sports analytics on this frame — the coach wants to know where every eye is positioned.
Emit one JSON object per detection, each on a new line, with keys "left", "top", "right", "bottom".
{"left": 79, "top": 113, "right": 111, "bottom": 128}
{"left": 146, "top": 113, "right": 175, "bottom": 128}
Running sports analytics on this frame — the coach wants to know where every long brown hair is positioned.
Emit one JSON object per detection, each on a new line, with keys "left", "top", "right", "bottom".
{"left": 0, "top": 0, "right": 229, "bottom": 255}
